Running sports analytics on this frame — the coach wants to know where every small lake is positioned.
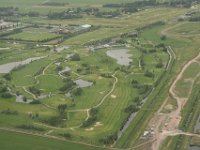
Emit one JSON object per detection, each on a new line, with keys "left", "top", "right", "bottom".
{"left": 106, "top": 49, "right": 132, "bottom": 66}
{"left": 0, "top": 56, "right": 45, "bottom": 74}
{"left": 16, "top": 95, "right": 33, "bottom": 104}
{"left": 75, "top": 79, "right": 93, "bottom": 88}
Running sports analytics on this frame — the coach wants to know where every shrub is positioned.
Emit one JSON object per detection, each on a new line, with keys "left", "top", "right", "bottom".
{"left": 1, "top": 108, "right": 18, "bottom": 115}
{"left": 160, "top": 35, "right": 166, "bottom": 40}
{"left": 56, "top": 66, "right": 63, "bottom": 71}
{"left": 1, "top": 92, "right": 12, "bottom": 98}
{"left": 70, "top": 53, "right": 80, "bottom": 61}
{"left": 3, "top": 73, "right": 11, "bottom": 80}
{"left": 59, "top": 133, "right": 72, "bottom": 139}
{"left": 41, "top": 116, "right": 65, "bottom": 127}
{"left": 60, "top": 78, "right": 75, "bottom": 92}
{"left": 29, "top": 86, "right": 41, "bottom": 96}
{"left": 72, "top": 88, "right": 82, "bottom": 96}
{"left": 17, "top": 124, "right": 45, "bottom": 131}
{"left": 99, "top": 133, "right": 118, "bottom": 145}
{"left": 124, "top": 104, "right": 139, "bottom": 113}
{"left": 29, "top": 100, "right": 41, "bottom": 104}
{"left": 57, "top": 104, "right": 67, "bottom": 115}
{"left": 156, "top": 62, "right": 163, "bottom": 68}
{"left": 81, "top": 108, "right": 98, "bottom": 127}
{"left": 144, "top": 70, "right": 154, "bottom": 78}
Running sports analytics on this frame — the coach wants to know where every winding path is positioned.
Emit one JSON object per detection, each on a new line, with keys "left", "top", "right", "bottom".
{"left": 35, "top": 71, "right": 119, "bottom": 129}
{"left": 85, "top": 71, "right": 118, "bottom": 121}
{"left": 94, "top": 72, "right": 118, "bottom": 109}
{"left": 69, "top": 71, "right": 118, "bottom": 124}
{"left": 22, "top": 86, "right": 37, "bottom": 99}
{"left": 166, "top": 46, "right": 174, "bottom": 70}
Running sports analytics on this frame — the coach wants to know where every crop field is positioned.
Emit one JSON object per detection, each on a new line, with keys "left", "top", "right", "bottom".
{"left": 0, "top": 0, "right": 200, "bottom": 150}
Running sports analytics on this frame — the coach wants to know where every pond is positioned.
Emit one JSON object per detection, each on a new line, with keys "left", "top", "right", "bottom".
{"left": 106, "top": 49, "right": 132, "bottom": 66}
{"left": 16, "top": 95, "right": 33, "bottom": 104}
{"left": 75, "top": 79, "right": 93, "bottom": 88}
{"left": 0, "top": 56, "right": 45, "bottom": 74}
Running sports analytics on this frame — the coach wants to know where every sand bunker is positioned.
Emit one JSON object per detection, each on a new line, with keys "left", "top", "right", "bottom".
{"left": 111, "top": 95, "right": 117, "bottom": 99}
{"left": 98, "top": 76, "right": 103, "bottom": 80}
{"left": 94, "top": 122, "right": 103, "bottom": 127}
{"left": 85, "top": 127, "right": 94, "bottom": 131}
{"left": 99, "top": 91, "right": 105, "bottom": 94}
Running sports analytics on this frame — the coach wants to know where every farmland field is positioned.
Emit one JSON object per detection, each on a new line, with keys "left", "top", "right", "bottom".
{"left": 0, "top": 0, "right": 200, "bottom": 150}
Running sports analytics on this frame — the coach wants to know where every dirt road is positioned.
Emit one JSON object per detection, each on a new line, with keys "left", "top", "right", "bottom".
{"left": 151, "top": 51, "right": 200, "bottom": 150}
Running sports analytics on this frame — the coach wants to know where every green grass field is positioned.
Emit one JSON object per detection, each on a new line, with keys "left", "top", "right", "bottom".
{"left": 0, "top": 130, "right": 102, "bottom": 150}
{"left": 0, "top": 0, "right": 200, "bottom": 149}
{"left": 6, "top": 27, "right": 61, "bottom": 41}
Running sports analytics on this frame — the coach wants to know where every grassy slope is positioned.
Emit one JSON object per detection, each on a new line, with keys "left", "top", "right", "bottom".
{"left": 0, "top": 130, "right": 102, "bottom": 150}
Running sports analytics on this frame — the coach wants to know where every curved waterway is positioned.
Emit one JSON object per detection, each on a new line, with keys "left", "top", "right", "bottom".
{"left": 117, "top": 88, "right": 154, "bottom": 139}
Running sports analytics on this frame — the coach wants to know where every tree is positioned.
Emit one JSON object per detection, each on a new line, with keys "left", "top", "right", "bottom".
{"left": 57, "top": 104, "right": 67, "bottom": 115}
{"left": 28, "top": 11, "right": 39, "bottom": 17}
{"left": 3, "top": 73, "right": 11, "bottom": 81}
{"left": 124, "top": 104, "right": 139, "bottom": 113}
{"left": 29, "top": 86, "right": 41, "bottom": 96}
{"left": 1, "top": 92, "right": 12, "bottom": 98}
{"left": 144, "top": 70, "right": 154, "bottom": 78}
{"left": 23, "top": 96, "right": 27, "bottom": 102}
{"left": 160, "top": 35, "right": 166, "bottom": 41}
{"left": 56, "top": 66, "right": 63, "bottom": 71}
{"left": 59, "top": 78, "right": 75, "bottom": 92}
{"left": 35, "top": 113, "right": 39, "bottom": 118}
{"left": 81, "top": 108, "right": 98, "bottom": 127}
{"left": 70, "top": 53, "right": 80, "bottom": 61}
{"left": 72, "top": 88, "right": 82, "bottom": 96}
{"left": 156, "top": 61, "right": 163, "bottom": 68}
{"left": 99, "top": 133, "right": 118, "bottom": 145}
